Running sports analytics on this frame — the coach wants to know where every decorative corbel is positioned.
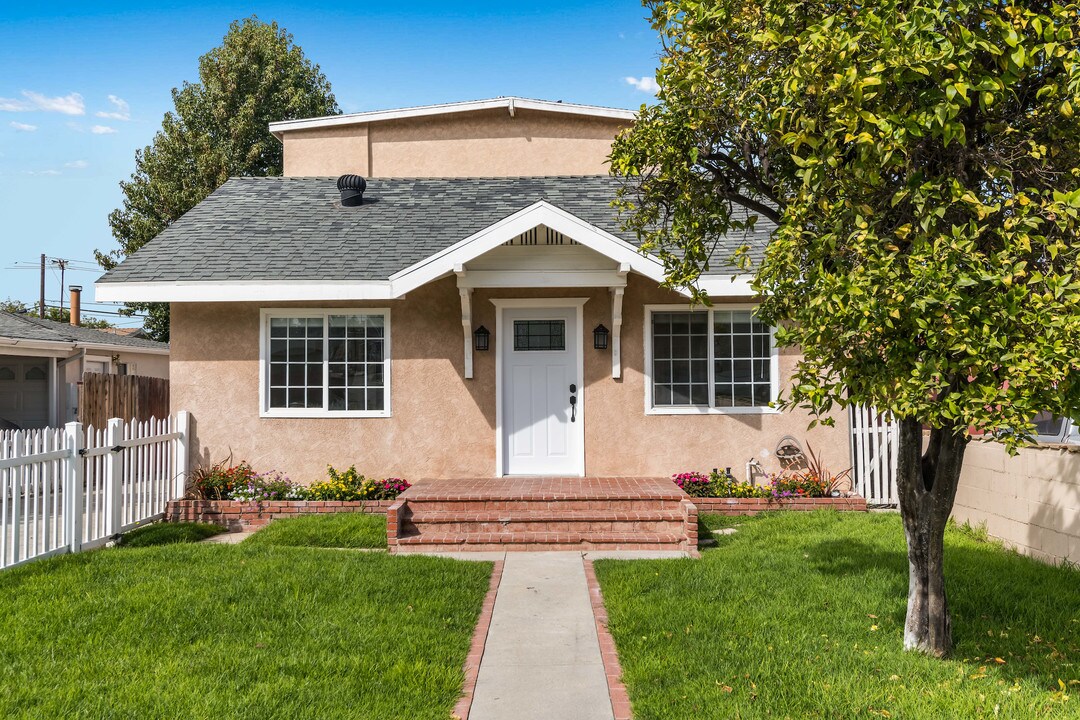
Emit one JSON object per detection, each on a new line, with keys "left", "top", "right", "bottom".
{"left": 456, "top": 265, "right": 474, "bottom": 379}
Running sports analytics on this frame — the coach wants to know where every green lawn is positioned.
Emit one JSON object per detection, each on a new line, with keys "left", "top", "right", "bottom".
{"left": 118, "top": 521, "right": 226, "bottom": 547}
{"left": 0, "top": 537, "right": 490, "bottom": 718}
{"left": 245, "top": 513, "right": 388, "bottom": 549}
{"left": 596, "top": 511, "right": 1079, "bottom": 719}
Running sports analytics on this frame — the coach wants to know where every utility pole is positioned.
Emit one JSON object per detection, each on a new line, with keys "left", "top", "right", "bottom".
{"left": 51, "top": 258, "right": 69, "bottom": 314}
{"left": 39, "top": 254, "right": 46, "bottom": 318}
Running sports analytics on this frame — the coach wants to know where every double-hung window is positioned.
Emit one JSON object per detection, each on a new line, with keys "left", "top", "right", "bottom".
{"left": 646, "top": 305, "right": 777, "bottom": 414}
{"left": 261, "top": 309, "right": 391, "bottom": 417}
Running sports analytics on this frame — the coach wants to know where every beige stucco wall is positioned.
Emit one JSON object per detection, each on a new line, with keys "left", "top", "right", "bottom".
{"left": 952, "top": 441, "right": 1080, "bottom": 564}
{"left": 282, "top": 108, "right": 629, "bottom": 177}
{"left": 171, "top": 274, "right": 849, "bottom": 483}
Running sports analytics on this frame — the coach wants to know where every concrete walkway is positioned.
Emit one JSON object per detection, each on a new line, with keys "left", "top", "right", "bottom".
{"left": 469, "top": 552, "right": 613, "bottom": 720}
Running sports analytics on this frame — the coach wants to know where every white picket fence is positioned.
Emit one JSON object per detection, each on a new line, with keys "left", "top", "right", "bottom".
{"left": 850, "top": 405, "right": 899, "bottom": 506}
{"left": 0, "top": 412, "right": 189, "bottom": 570}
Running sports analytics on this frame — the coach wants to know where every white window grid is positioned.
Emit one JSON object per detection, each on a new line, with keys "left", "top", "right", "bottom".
{"left": 260, "top": 308, "right": 391, "bottom": 418}
{"left": 644, "top": 304, "right": 779, "bottom": 415}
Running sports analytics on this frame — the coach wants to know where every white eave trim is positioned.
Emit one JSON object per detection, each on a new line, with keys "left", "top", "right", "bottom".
{"left": 268, "top": 97, "right": 636, "bottom": 138}
{"left": 95, "top": 280, "right": 394, "bottom": 303}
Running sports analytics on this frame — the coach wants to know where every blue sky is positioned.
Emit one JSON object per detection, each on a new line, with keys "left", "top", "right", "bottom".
{"left": 0, "top": 1, "right": 660, "bottom": 325}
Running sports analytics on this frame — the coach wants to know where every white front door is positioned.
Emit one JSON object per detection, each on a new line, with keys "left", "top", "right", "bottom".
{"left": 501, "top": 306, "right": 582, "bottom": 476}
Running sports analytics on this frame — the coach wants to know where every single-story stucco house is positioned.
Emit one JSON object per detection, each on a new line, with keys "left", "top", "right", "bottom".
{"left": 0, "top": 307, "right": 169, "bottom": 429}
{"left": 94, "top": 97, "right": 850, "bottom": 485}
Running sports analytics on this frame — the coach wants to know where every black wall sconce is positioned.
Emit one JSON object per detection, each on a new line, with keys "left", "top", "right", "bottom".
{"left": 593, "top": 323, "right": 609, "bottom": 350}
{"left": 474, "top": 325, "right": 490, "bottom": 352}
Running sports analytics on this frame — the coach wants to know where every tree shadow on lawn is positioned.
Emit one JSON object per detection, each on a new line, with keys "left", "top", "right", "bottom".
{"left": 807, "top": 536, "right": 1080, "bottom": 690}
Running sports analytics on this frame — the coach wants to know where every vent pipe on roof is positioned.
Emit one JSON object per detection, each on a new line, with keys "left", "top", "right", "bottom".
{"left": 337, "top": 175, "right": 367, "bottom": 207}
{"left": 69, "top": 285, "right": 82, "bottom": 327}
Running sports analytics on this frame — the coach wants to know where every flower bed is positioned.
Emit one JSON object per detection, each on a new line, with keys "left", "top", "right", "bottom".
{"left": 671, "top": 465, "right": 866, "bottom": 513}
{"left": 173, "top": 461, "right": 411, "bottom": 531}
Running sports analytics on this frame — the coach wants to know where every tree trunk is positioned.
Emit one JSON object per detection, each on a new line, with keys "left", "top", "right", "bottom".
{"left": 894, "top": 418, "right": 969, "bottom": 657}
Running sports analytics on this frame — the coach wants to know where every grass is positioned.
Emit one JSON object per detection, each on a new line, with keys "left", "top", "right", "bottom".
{"left": 0, "top": 536, "right": 490, "bottom": 718}
{"left": 118, "top": 521, "right": 225, "bottom": 547}
{"left": 244, "top": 513, "right": 387, "bottom": 549}
{"left": 596, "top": 511, "right": 1080, "bottom": 719}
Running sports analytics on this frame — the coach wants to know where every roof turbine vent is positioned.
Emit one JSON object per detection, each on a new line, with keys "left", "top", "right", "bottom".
{"left": 337, "top": 174, "right": 367, "bottom": 207}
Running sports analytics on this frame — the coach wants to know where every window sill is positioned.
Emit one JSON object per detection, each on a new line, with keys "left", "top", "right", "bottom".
{"left": 260, "top": 410, "right": 392, "bottom": 419}
{"left": 646, "top": 406, "right": 779, "bottom": 416}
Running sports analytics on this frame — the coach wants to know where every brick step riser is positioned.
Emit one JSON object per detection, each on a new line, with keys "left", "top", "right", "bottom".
{"left": 402, "top": 499, "right": 686, "bottom": 513}
{"left": 402, "top": 520, "right": 685, "bottom": 535}
{"left": 394, "top": 541, "right": 689, "bottom": 553}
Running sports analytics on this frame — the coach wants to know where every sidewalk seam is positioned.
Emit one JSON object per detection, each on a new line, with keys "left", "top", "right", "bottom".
{"left": 453, "top": 558, "right": 505, "bottom": 720}
{"left": 583, "top": 557, "right": 632, "bottom": 720}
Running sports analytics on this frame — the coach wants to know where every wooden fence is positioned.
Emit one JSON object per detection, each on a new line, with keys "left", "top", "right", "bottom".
{"left": 79, "top": 373, "right": 169, "bottom": 430}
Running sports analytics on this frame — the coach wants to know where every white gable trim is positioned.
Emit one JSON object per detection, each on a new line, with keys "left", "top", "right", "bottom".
{"left": 269, "top": 97, "right": 635, "bottom": 138}
{"left": 388, "top": 201, "right": 670, "bottom": 296}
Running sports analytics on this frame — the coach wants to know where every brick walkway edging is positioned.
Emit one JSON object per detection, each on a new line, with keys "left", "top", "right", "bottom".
{"left": 453, "top": 559, "right": 505, "bottom": 720}
{"left": 583, "top": 559, "right": 633, "bottom": 720}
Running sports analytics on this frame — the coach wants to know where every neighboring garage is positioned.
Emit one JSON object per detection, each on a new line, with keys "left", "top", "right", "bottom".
{"left": 0, "top": 356, "right": 49, "bottom": 429}
{"left": 0, "top": 308, "right": 169, "bottom": 430}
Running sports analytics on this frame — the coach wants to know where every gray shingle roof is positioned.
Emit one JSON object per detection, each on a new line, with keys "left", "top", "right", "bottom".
{"left": 97, "top": 176, "right": 773, "bottom": 284}
{"left": 0, "top": 312, "right": 168, "bottom": 351}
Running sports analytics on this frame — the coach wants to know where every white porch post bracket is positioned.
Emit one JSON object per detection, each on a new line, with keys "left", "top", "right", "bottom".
{"left": 174, "top": 410, "right": 190, "bottom": 499}
{"left": 457, "top": 265, "right": 474, "bottom": 379}
{"left": 64, "top": 421, "right": 84, "bottom": 554}
{"left": 610, "top": 263, "right": 629, "bottom": 379}
{"left": 105, "top": 417, "right": 124, "bottom": 536}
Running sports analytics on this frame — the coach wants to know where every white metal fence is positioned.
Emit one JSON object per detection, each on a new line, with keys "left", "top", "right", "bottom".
{"left": 0, "top": 412, "right": 189, "bottom": 570}
{"left": 850, "top": 405, "right": 899, "bottom": 506}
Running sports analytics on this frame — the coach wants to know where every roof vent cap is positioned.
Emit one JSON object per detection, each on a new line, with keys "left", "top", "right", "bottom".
{"left": 337, "top": 174, "right": 367, "bottom": 207}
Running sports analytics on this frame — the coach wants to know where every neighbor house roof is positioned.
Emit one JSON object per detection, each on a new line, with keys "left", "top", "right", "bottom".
{"left": 95, "top": 175, "right": 772, "bottom": 292}
{"left": 0, "top": 312, "right": 168, "bottom": 353}
{"left": 268, "top": 97, "right": 636, "bottom": 138}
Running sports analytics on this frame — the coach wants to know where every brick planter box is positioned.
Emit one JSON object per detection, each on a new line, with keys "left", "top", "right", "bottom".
{"left": 692, "top": 495, "right": 867, "bottom": 515}
{"left": 165, "top": 499, "right": 393, "bottom": 531}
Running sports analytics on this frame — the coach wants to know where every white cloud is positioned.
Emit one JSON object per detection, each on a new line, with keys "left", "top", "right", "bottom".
{"left": 0, "top": 91, "right": 85, "bottom": 115}
{"left": 10, "top": 121, "right": 36, "bottom": 132}
{"left": 95, "top": 94, "right": 130, "bottom": 121}
{"left": 90, "top": 124, "right": 117, "bottom": 135}
{"left": 624, "top": 76, "right": 660, "bottom": 94}
{"left": 24, "top": 169, "right": 61, "bottom": 176}
{"left": 65, "top": 159, "right": 88, "bottom": 169}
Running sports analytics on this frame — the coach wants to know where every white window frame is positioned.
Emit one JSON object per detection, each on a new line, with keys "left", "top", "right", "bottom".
{"left": 644, "top": 303, "right": 779, "bottom": 415}
{"left": 259, "top": 308, "right": 392, "bottom": 419}
{"left": 1032, "top": 414, "right": 1080, "bottom": 445}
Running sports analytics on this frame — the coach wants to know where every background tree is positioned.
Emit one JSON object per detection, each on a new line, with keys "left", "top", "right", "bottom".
{"left": 612, "top": 0, "right": 1080, "bottom": 656}
{"left": 97, "top": 16, "right": 339, "bottom": 341}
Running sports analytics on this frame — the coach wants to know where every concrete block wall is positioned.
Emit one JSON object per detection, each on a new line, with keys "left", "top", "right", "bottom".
{"left": 952, "top": 441, "right": 1080, "bottom": 565}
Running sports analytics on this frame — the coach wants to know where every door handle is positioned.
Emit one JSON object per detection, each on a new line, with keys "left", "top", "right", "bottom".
{"left": 569, "top": 394, "right": 577, "bottom": 423}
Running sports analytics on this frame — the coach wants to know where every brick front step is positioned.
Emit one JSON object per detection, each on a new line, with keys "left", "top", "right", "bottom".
{"left": 389, "top": 477, "right": 699, "bottom": 554}
{"left": 402, "top": 510, "right": 685, "bottom": 536}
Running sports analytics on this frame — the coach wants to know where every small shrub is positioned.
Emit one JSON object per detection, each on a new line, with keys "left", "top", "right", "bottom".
{"left": 710, "top": 469, "right": 771, "bottom": 498}
{"left": 189, "top": 460, "right": 258, "bottom": 500}
{"left": 230, "top": 470, "right": 305, "bottom": 501}
{"left": 767, "top": 471, "right": 830, "bottom": 498}
{"left": 305, "top": 465, "right": 376, "bottom": 501}
{"left": 672, "top": 471, "right": 713, "bottom": 497}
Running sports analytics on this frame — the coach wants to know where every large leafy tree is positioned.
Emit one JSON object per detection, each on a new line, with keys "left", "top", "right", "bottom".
{"left": 613, "top": 0, "right": 1080, "bottom": 656}
{"left": 98, "top": 17, "right": 339, "bottom": 341}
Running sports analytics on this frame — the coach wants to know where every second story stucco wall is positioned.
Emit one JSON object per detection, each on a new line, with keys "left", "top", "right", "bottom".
{"left": 281, "top": 108, "right": 630, "bottom": 177}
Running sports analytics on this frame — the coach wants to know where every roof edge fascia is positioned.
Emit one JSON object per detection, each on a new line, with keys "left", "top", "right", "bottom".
{"left": 95, "top": 280, "right": 395, "bottom": 303}
{"left": 269, "top": 97, "right": 636, "bottom": 139}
